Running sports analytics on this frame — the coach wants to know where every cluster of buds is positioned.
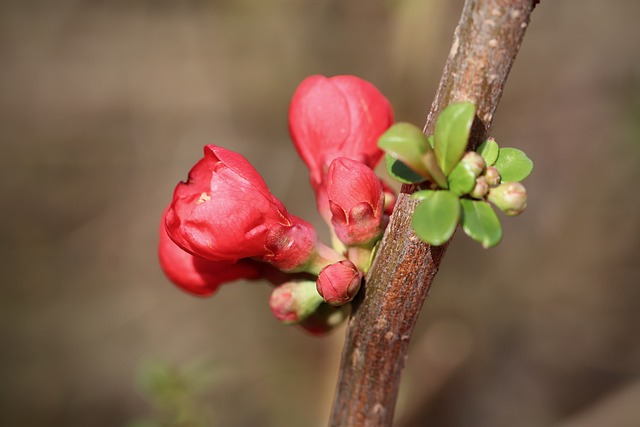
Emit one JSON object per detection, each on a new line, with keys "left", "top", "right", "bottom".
{"left": 470, "top": 139, "right": 530, "bottom": 216}
{"left": 458, "top": 146, "right": 528, "bottom": 216}
{"left": 159, "top": 75, "right": 395, "bottom": 334}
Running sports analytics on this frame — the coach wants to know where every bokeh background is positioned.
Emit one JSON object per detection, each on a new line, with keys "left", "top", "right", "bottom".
{"left": 2, "top": 0, "right": 640, "bottom": 426}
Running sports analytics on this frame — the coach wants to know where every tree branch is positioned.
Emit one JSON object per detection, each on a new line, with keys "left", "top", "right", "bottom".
{"left": 329, "top": 1, "right": 539, "bottom": 425}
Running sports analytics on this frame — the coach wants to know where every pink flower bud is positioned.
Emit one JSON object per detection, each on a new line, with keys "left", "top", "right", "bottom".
{"left": 470, "top": 176, "right": 489, "bottom": 199}
{"left": 269, "top": 281, "right": 323, "bottom": 324}
{"left": 327, "top": 157, "right": 386, "bottom": 246}
{"left": 289, "top": 75, "right": 394, "bottom": 220}
{"left": 316, "top": 260, "right": 363, "bottom": 306}
{"left": 485, "top": 166, "right": 501, "bottom": 186}
{"left": 165, "top": 145, "right": 318, "bottom": 264}
{"left": 158, "top": 209, "right": 261, "bottom": 297}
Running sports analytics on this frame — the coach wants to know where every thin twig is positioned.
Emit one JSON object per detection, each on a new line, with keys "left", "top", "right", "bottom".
{"left": 328, "top": 1, "right": 539, "bottom": 426}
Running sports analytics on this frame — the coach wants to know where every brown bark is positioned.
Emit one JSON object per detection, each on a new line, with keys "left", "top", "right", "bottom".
{"left": 329, "top": 1, "right": 539, "bottom": 426}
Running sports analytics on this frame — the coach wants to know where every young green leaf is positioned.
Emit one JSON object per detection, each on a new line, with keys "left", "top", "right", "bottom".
{"left": 411, "top": 190, "right": 434, "bottom": 201}
{"left": 378, "top": 123, "right": 433, "bottom": 180}
{"left": 460, "top": 199, "right": 502, "bottom": 248}
{"left": 411, "top": 190, "right": 460, "bottom": 246}
{"left": 494, "top": 147, "right": 533, "bottom": 182}
{"left": 421, "top": 151, "right": 449, "bottom": 189}
{"left": 385, "top": 155, "right": 424, "bottom": 184}
{"left": 434, "top": 102, "right": 476, "bottom": 176}
{"left": 448, "top": 161, "right": 477, "bottom": 196}
{"left": 477, "top": 138, "right": 499, "bottom": 166}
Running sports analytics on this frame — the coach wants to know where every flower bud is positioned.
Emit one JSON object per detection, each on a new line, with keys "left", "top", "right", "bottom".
{"left": 488, "top": 182, "right": 528, "bottom": 216}
{"left": 327, "top": 158, "right": 386, "bottom": 246}
{"left": 269, "top": 281, "right": 324, "bottom": 324}
{"left": 158, "top": 208, "right": 262, "bottom": 296}
{"left": 262, "top": 217, "right": 318, "bottom": 272}
{"left": 485, "top": 166, "right": 501, "bottom": 186}
{"left": 460, "top": 151, "right": 486, "bottom": 177}
{"left": 316, "top": 260, "right": 363, "bottom": 306}
{"left": 289, "top": 75, "right": 393, "bottom": 191}
{"left": 165, "top": 145, "right": 305, "bottom": 262}
{"left": 289, "top": 75, "right": 393, "bottom": 223}
{"left": 470, "top": 176, "right": 489, "bottom": 199}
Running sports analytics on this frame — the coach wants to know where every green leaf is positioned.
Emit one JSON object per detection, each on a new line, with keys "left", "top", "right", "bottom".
{"left": 411, "top": 190, "right": 434, "bottom": 201}
{"left": 460, "top": 199, "right": 502, "bottom": 248}
{"left": 448, "top": 161, "right": 476, "bottom": 196}
{"left": 378, "top": 123, "right": 432, "bottom": 179}
{"left": 421, "top": 150, "right": 449, "bottom": 189}
{"left": 427, "top": 135, "right": 435, "bottom": 149}
{"left": 411, "top": 190, "right": 460, "bottom": 246}
{"left": 494, "top": 147, "right": 533, "bottom": 182}
{"left": 477, "top": 138, "right": 499, "bottom": 166}
{"left": 385, "top": 155, "right": 424, "bottom": 184}
{"left": 434, "top": 102, "right": 476, "bottom": 176}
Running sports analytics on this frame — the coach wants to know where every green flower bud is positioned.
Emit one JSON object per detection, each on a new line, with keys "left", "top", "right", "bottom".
{"left": 470, "top": 176, "right": 489, "bottom": 199}
{"left": 269, "top": 281, "right": 324, "bottom": 324}
{"left": 488, "top": 182, "right": 527, "bottom": 216}
{"left": 485, "top": 166, "right": 501, "bottom": 186}
{"left": 460, "top": 151, "right": 486, "bottom": 177}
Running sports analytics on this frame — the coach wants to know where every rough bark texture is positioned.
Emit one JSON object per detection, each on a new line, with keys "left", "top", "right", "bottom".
{"left": 329, "top": 1, "right": 539, "bottom": 426}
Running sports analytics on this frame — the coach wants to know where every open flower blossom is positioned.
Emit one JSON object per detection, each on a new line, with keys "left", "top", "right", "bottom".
{"left": 289, "top": 75, "right": 394, "bottom": 220}
{"left": 165, "top": 144, "right": 321, "bottom": 271}
{"left": 327, "top": 157, "right": 386, "bottom": 246}
{"left": 159, "top": 208, "right": 262, "bottom": 296}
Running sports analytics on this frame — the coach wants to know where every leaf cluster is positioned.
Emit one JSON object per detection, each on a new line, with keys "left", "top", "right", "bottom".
{"left": 378, "top": 102, "right": 533, "bottom": 248}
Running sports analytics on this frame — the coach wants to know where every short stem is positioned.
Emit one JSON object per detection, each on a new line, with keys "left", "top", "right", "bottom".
{"left": 330, "top": 229, "right": 348, "bottom": 255}
{"left": 305, "top": 242, "right": 346, "bottom": 276}
{"left": 347, "top": 246, "right": 374, "bottom": 274}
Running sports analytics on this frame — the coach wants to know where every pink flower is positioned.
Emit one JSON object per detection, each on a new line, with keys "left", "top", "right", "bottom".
{"left": 327, "top": 157, "right": 386, "bottom": 246}
{"left": 316, "top": 260, "right": 363, "bottom": 306}
{"left": 158, "top": 209, "right": 262, "bottom": 296}
{"left": 165, "top": 145, "right": 318, "bottom": 270}
{"left": 289, "top": 75, "right": 393, "bottom": 219}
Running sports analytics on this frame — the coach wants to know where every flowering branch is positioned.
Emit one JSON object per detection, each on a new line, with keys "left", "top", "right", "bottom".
{"left": 329, "top": 1, "right": 540, "bottom": 425}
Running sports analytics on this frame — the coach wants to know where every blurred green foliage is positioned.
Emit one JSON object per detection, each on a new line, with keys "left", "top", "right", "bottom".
{"left": 129, "top": 359, "right": 219, "bottom": 427}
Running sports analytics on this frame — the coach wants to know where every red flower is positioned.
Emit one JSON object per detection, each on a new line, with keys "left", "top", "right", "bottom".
{"left": 289, "top": 75, "right": 393, "bottom": 219}
{"left": 327, "top": 157, "right": 386, "bottom": 246}
{"left": 263, "top": 218, "right": 318, "bottom": 272}
{"left": 316, "top": 260, "right": 363, "bottom": 306}
{"left": 165, "top": 145, "right": 318, "bottom": 269}
{"left": 158, "top": 209, "right": 262, "bottom": 296}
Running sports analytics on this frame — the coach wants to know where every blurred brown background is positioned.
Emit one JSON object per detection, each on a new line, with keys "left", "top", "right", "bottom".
{"left": 1, "top": 0, "right": 640, "bottom": 426}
